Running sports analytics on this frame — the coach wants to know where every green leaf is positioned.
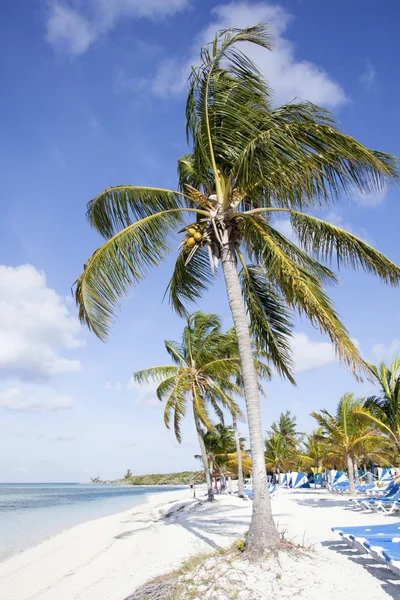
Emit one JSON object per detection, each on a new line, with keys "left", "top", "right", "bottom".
{"left": 238, "top": 261, "right": 295, "bottom": 383}
{"left": 290, "top": 212, "right": 400, "bottom": 286}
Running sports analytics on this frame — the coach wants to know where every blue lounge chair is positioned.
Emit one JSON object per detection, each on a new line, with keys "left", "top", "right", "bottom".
{"left": 382, "top": 543, "right": 400, "bottom": 577}
{"left": 332, "top": 522, "right": 400, "bottom": 548}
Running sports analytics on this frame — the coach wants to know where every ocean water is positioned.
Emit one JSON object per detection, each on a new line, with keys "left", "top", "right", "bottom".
{"left": 0, "top": 483, "right": 180, "bottom": 562}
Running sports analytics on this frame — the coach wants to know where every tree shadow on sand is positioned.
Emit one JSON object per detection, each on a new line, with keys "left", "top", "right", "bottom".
{"left": 322, "top": 539, "right": 400, "bottom": 600}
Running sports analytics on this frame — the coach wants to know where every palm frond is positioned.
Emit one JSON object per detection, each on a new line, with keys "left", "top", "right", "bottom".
{"left": 87, "top": 186, "right": 186, "bottom": 239}
{"left": 230, "top": 102, "right": 399, "bottom": 208}
{"left": 74, "top": 209, "right": 202, "bottom": 340}
{"left": 290, "top": 212, "right": 400, "bottom": 286}
{"left": 238, "top": 260, "right": 295, "bottom": 382}
{"left": 166, "top": 245, "right": 214, "bottom": 317}
{"left": 133, "top": 365, "right": 179, "bottom": 384}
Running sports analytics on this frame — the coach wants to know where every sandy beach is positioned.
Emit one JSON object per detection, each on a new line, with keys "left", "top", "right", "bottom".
{"left": 1, "top": 486, "right": 400, "bottom": 599}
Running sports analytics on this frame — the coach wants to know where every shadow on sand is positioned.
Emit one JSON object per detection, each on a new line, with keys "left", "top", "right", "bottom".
{"left": 323, "top": 538, "right": 400, "bottom": 600}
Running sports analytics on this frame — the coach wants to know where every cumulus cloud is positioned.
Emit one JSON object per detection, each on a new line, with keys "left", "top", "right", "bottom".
{"left": 0, "top": 387, "right": 73, "bottom": 411}
{"left": 152, "top": 2, "right": 347, "bottom": 107}
{"left": 370, "top": 339, "right": 400, "bottom": 363}
{"left": 291, "top": 333, "right": 336, "bottom": 373}
{"left": 45, "top": 0, "right": 190, "bottom": 56}
{"left": 127, "top": 378, "right": 160, "bottom": 407}
{"left": 0, "top": 264, "right": 83, "bottom": 381}
{"left": 352, "top": 188, "right": 387, "bottom": 207}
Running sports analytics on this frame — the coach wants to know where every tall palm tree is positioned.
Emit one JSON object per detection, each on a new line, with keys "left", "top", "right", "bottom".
{"left": 74, "top": 25, "right": 400, "bottom": 552}
{"left": 133, "top": 312, "right": 243, "bottom": 502}
{"left": 311, "top": 393, "right": 384, "bottom": 495}
{"left": 356, "top": 359, "right": 400, "bottom": 460}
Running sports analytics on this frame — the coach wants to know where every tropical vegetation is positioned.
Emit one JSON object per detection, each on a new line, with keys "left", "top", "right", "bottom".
{"left": 74, "top": 24, "right": 400, "bottom": 553}
{"left": 133, "top": 312, "right": 244, "bottom": 502}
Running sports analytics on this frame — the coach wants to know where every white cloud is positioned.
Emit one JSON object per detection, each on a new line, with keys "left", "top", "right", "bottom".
{"left": 152, "top": 2, "right": 347, "bottom": 107}
{"left": 0, "top": 265, "right": 83, "bottom": 381}
{"left": 51, "top": 435, "right": 76, "bottom": 442}
{"left": 105, "top": 381, "right": 122, "bottom": 392}
{"left": 352, "top": 188, "right": 387, "bottom": 207}
{"left": 127, "top": 378, "right": 160, "bottom": 407}
{"left": 45, "top": 0, "right": 190, "bottom": 56}
{"left": 370, "top": 339, "right": 400, "bottom": 363}
{"left": 360, "top": 59, "right": 376, "bottom": 88}
{"left": 0, "top": 387, "right": 73, "bottom": 411}
{"left": 291, "top": 332, "right": 336, "bottom": 373}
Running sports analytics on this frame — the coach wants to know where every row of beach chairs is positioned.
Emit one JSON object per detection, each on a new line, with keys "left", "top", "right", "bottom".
{"left": 332, "top": 521, "right": 400, "bottom": 577}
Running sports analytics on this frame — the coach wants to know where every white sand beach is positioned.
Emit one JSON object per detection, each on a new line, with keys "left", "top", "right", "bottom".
{"left": 1, "top": 487, "right": 400, "bottom": 599}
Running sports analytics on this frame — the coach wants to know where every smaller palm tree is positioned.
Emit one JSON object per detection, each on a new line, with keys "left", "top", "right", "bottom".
{"left": 133, "top": 312, "right": 243, "bottom": 501}
{"left": 200, "top": 423, "right": 246, "bottom": 486}
{"left": 270, "top": 411, "right": 302, "bottom": 450}
{"left": 356, "top": 359, "right": 400, "bottom": 461}
{"left": 311, "top": 393, "right": 384, "bottom": 495}
{"left": 265, "top": 432, "right": 298, "bottom": 478}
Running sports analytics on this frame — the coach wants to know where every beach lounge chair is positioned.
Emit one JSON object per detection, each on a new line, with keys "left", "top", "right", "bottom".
{"left": 332, "top": 522, "right": 400, "bottom": 548}
{"left": 350, "top": 484, "right": 399, "bottom": 510}
{"left": 381, "top": 543, "right": 400, "bottom": 577}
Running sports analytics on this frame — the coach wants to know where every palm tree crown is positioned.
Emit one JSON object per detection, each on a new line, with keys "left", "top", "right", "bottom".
{"left": 311, "top": 393, "right": 384, "bottom": 495}
{"left": 357, "top": 358, "right": 400, "bottom": 457}
{"left": 134, "top": 312, "right": 242, "bottom": 441}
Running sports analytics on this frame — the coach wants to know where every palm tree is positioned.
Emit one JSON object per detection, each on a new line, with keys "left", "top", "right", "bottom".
{"left": 271, "top": 411, "right": 302, "bottom": 450}
{"left": 74, "top": 25, "right": 400, "bottom": 552}
{"left": 133, "top": 312, "right": 243, "bottom": 502}
{"left": 232, "top": 412, "right": 245, "bottom": 496}
{"left": 124, "top": 469, "right": 132, "bottom": 479}
{"left": 356, "top": 359, "right": 400, "bottom": 461}
{"left": 265, "top": 432, "right": 297, "bottom": 477}
{"left": 311, "top": 393, "right": 384, "bottom": 495}
{"left": 201, "top": 423, "right": 240, "bottom": 480}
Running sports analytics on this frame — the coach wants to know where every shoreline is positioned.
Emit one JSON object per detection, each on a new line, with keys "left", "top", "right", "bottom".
{"left": 0, "top": 484, "right": 187, "bottom": 564}
{"left": 0, "top": 487, "right": 399, "bottom": 599}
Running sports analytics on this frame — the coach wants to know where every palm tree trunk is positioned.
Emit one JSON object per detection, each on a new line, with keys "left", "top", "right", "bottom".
{"left": 193, "top": 411, "right": 214, "bottom": 502}
{"left": 232, "top": 412, "right": 245, "bottom": 497}
{"left": 221, "top": 242, "right": 279, "bottom": 552}
{"left": 347, "top": 454, "right": 356, "bottom": 496}
{"left": 353, "top": 461, "right": 359, "bottom": 483}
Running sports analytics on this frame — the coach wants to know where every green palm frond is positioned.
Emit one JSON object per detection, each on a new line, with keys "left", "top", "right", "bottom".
{"left": 155, "top": 376, "right": 177, "bottom": 402}
{"left": 290, "top": 212, "right": 400, "bottom": 285}
{"left": 238, "top": 260, "right": 294, "bottom": 382}
{"left": 242, "top": 215, "right": 340, "bottom": 286}
{"left": 165, "top": 246, "right": 213, "bottom": 317}
{"left": 87, "top": 186, "right": 186, "bottom": 238}
{"left": 231, "top": 102, "right": 398, "bottom": 208}
{"left": 133, "top": 365, "right": 179, "bottom": 384}
{"left": 74, "top": 209, "right": 203, "bottom": 340}
{"left": 243, "top": 221, "right": 362, "bottom": 373}
{"left": 164, "top": 341, "right": 186, "bottom": 365}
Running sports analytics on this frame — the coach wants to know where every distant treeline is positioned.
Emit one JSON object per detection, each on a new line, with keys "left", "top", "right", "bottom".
{"left": 90, "top": 471, "right": 206, "bottom": 486}
{"left": 124, "top": 471, "right": 205, "bottom": 485}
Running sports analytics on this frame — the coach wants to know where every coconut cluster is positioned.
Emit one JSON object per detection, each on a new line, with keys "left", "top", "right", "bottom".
{"left": 185, "top": 224, "right": 203, "bottom": 250}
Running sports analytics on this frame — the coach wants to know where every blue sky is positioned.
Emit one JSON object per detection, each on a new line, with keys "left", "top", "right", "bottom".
{"left": 0, "top": 0, "right": 399, "bottom": 482}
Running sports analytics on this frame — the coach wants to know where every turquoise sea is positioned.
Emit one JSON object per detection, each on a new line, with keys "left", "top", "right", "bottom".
{"left": 0, "top": 483, "right": 179, "bottom": 562}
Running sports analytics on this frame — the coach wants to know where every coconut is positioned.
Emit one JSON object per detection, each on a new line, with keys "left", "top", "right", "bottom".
{"left": 186, "top": 237, "right": 196, "bottom": 248}
{"left": 187, "top": 227, "right": 196, "bottom": 236}
{"left": 194, "top": 232, "right": 202, "bottom": 242}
